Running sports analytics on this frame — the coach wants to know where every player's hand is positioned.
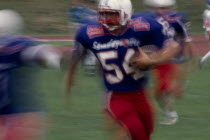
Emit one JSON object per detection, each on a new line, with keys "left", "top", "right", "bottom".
{"left": 130, "top": 48, "right": 155, "bottom": 70}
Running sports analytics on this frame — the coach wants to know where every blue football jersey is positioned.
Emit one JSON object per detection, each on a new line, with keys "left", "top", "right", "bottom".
{"left": 166, "top": 12, "right": 190, "bottom": 39}
{"left": 0, "top": 36, "right": 38, "bottom": 69}
{"left": 74, "top": 15, "right": 171, "bottom": 92}
{"left": 136, "top": 10, "right": 191, "bottom": 63}
{"left": 0, "top": 36, "right": 42, "bottom": 112}
{"left": 135, "top": 10, "right": 190, "bottom": 40}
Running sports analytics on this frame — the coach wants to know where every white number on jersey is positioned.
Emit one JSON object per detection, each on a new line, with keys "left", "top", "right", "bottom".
{"left": 157, "top": 17, "right": 174, "bottom": 37}
{"left": 97, "top": 48, "right": 144, "bottom": 84}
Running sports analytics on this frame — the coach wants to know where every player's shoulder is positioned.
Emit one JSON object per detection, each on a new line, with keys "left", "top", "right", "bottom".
{"left": 0, "top": 36, "right": 34, "bottom": 55}
{"left": 132, "top": 14, "right": 159, "bottom": 25}
{"left": 166, "top": 12, "right": 189, "bottom": 25}
{"left": 166, "top": 12, "right": 181, "bottom": 22}
{"left": 131, "top": 14, "right": 162, "bottom": 31}
{"left": 0, "top": 36, "right": 36, "bottom": 52}
{"left": 76, "top": 21, "right": 105, "bottom": 39}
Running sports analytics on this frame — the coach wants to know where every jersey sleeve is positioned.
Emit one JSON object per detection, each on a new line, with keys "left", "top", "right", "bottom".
{"left": 141, "top": 18, "right": 173, "bottom": 50}
{"left": 178, "top": 13, "right": 191, "bottom": 31}
{"left": 72, "top": 26, "right": 89, "bottom": 59}
{"left": 5, "top": 37, "right": 39, "bottom": 64}
{"left": 173, "top": 21, "right": 192, "bottom": 42}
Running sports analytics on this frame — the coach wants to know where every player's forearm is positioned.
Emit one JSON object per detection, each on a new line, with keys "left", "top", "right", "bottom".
{"left": 65, "top": 58, "right": 79, "bottom": 90}
{"left": 151, "top": 40, "right": 180, "bottom": 65}
{"left": 65, "top": 48, "right": 84, "bottom": 92}
{"left": 65, "top": 67, "right": 76, "bottom": 96}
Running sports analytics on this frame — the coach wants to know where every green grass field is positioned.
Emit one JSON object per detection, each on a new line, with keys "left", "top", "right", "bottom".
{"left": 37, "top": 54, "right": 210, "bottom": 140}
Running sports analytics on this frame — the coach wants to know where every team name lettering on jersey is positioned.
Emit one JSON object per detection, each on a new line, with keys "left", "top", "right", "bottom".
{"left": 87, "top": 25, "right": 104, "bottom": 39}
{"left": 131, "top": 17, "right": 150, "bottom": 31}
{"left": 93, "top": 38, "right": 140, "bottom": 50}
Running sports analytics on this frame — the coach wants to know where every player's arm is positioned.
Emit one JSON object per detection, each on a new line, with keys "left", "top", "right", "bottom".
{"left": 203, "top": 10, "right": 210, "bottom": 41}
{"left": 131, "top": 18, "right": 180, "bottom": 70}
{"left": 153, "top": 39, "right": 180, "bottom": 61}
{"left": 204, "top": 20, "right": 210, "bottom": 41}
{"left": 207, "top": 30, "right": 210, "bottom": 41}
{"left": 21, "top": 44, "right": 62, "bottom": 69}
{"left": 177, "top": 19, "right": 194, "bottom": 61}
{"left": 131, "top": 40, "right": 180, "bottom": 70}
{"left": 183, "top": 41, "right": 193, "bottom": 61}
{"left": 65, "top": 41, "right": 87, "bottom": 94}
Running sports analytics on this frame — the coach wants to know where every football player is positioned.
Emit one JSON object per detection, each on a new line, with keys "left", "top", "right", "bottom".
{"left": 65, "top": 0, "right": 180, "bottom": 139}
{"left": 0, "top": 9, "right": 62, "bottom": 140}
{"left": 139, "top": 0, "right": 193, "bottom": 125}
{"left": 200, "top": 0, "right": 210, "bottom": 67}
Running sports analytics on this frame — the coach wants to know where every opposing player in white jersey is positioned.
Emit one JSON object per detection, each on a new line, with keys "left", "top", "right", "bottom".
{"left": 200, "top": 0, "right": 210, "bottom": 67}
{"left": 65, "top": 0, "right": 180, "bottom": 139}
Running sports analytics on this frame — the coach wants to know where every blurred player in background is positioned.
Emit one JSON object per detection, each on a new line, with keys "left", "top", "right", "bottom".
{"left": 67, "top": 0, "right": 98, "bottom": 75}
{"left": 67, "top": 0, "right": 97, "bottom": 26}
{"left": 65, "top": 0, "right": 179, "bottom": 139}
{"left": 138, "top": 0, "right": 193, "bottom": 125}
{"left": 0, "top": 9, "right": 62, "bottom": 140}
{"left": 200, "top": 0, "right": 210, "bottom": 67}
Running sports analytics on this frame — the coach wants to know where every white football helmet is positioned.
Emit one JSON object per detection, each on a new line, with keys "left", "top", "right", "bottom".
{"left": 144, "top": 0, "right": 176, "bottom": 8}
{"left": 98, "top": 0, "right": 132, "bottom": 32}
{"left": 0, "top": 9, "right": 23, "bottom": 36}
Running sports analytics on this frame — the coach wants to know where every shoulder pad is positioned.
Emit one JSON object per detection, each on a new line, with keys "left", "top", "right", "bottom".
{"left": 87, "top": 25, "right": 104, "bottom": 39}
{"left": 130, "top": 17, "right": 150, "bottom": 31}
{"left": 0, "top": 36, "right": 36, "bottom": 55}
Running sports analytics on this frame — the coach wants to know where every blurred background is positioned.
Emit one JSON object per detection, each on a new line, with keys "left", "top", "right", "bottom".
{"left": 0, "top": 0, "right": 205, "bottom": 35}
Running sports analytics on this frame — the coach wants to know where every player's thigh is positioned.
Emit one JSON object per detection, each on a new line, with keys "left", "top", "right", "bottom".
{"left": 107, "top": 97, "right": 146, "bottom": 131}
{"left": 135, "top": 94, "right": 154, "bottom": 135}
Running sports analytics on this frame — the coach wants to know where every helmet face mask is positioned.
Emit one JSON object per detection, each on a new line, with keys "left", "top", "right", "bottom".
{"left": 98, "top": 9, "right": 122, "bottom": 32}
{"left": 98, "top": 0, "right": 132, "bottom": 33}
